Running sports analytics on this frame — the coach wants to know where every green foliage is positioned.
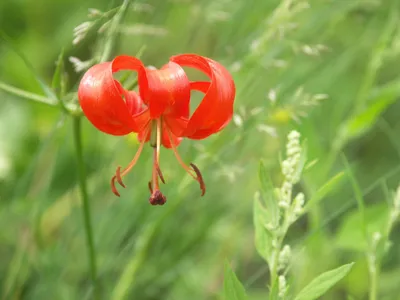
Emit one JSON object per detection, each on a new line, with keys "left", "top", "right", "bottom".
{"left": 304, "top": 171, "right": 346, "bottom": 211}
{"left": 223, "top": 261, "right": 248, "bottom": 300}
{"left": 253, "top": 196, "right": 273, "bottom": 265}
{"left": 258, "top": 160, "right": 280, "bottom": 229}
{"left": 294, "top": 263, "right": 354, "bottom": 300}
{"left": 1, "top": 0, "right": 400, "bottom": 299}
{"left": 335, "top": 203, "right": 389, "bottom": 252}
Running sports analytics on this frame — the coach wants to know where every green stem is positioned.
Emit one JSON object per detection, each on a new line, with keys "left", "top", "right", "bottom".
{"left": 269, "top": 221, "right": 289, "bottom": 287}
{"left": 0, "top": 81, "right": 56, "bottom": 106}
{"left": 99, "top": 0, "right": 131, "bottom": 62}
{"left": 368, "top": 256, "right": 378, "bottom": 300}
{"left": 72, "top": 116, "right": 98, "bottom": 291}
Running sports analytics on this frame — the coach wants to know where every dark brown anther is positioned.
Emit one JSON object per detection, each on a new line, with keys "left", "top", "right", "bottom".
{"left": 155, "top": 163, "right": 165, "bottom": 184}
{"left": 111, "top": 176, "right": 121, "bottom": 197}
{"left": 115, "top": 166, "right": 126, "bottom": 188}
{"left": 190, "top": 163, "right": 206, "bottom": 196}
{"left": 149, "top": 190, "right": 167, "bottom": 205}
{"left": 148, "top": 181, "right": 153, "bottom": 193}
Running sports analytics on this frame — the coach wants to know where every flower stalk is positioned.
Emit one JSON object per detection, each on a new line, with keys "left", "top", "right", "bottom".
{"left": 72, "top": 116, "right": 98, "bottom": 291}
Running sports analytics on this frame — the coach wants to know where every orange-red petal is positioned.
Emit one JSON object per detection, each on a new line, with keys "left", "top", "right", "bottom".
{"left": 142, "top": 62, "right": 191, "bottom": 119}
{"left": 170, "top": 54, "right": 235, "bottom": 139}
{"left": 78, "top": 56, "right": 150, "bottom": 136}
{"left": 162, "top": 123, "right": 182, "bottom": 148}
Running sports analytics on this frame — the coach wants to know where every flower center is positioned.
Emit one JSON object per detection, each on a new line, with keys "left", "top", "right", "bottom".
{"left": 110, "top": 117, "right": 206, "bottom": 204}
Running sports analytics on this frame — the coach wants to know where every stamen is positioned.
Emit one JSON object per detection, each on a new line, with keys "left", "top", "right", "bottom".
{"left": 156, "top": 162, "right": 165, "bottom": 184}
{"left": 166, "top": 129, "right": 196, "bottom": 179}
{"left": 166, "top": 128, "right": 206, "bottom": 196}
{"left": 148, "top": 181, "right": 153, "bottom": 193}
{"left": 156, "top": 118, "right": 161, "bottom": 163}
{"left": 151, "top": 148, "right": 160, "bottom": 192}
{"left": 115, "top": 166, "right": 126, "bottom": 188}
{"left": 111, "top": 177, "right": 121, "bottom": 197}
{"left": 110, "top": 125, "right": 150, "bottom": 197}
{"left": 190, "top": 163, "right": 206, "bottom": 196}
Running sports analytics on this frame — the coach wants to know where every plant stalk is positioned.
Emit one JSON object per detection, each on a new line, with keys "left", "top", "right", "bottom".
{"left": 73, "top": 116, "right": 98, "bottom": 292}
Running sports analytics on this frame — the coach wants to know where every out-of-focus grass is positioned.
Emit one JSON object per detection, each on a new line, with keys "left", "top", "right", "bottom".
{"left": 1, "top": 0, "right": 400, "bottom": 299}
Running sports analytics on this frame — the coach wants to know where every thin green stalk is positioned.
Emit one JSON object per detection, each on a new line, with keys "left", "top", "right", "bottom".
{"left": 73, "top": 116, "right": 98, "bottom": 292}
{"left": 269, "top": 221, "right": 290, "bottom": 287}
{"left": 342, "top": 155, "right": 378, "bottom": 300}
{"left": 354, "top": 7, "right": 397, "bottom": 112}
{"left": 99, "top": 0, "right": 131, "bottom": 62}
{"left": 0, "top": 81, "right": 56, "bottom": 106}
{"left": 369, "top": 261, "right": 378, "bottom": 300}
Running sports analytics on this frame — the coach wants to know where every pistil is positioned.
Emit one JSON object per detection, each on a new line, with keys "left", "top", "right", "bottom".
{"left": 149, "top": 118, "right": 167, "bottom": 205}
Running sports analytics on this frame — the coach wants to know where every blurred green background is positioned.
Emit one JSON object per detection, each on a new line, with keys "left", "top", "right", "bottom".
{"left": 1, "top": 0, "right": 400, "bottom": 299}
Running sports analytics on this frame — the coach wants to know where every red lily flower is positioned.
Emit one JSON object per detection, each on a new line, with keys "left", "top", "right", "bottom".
{"left": 78, "top": 54, "right": 235, "bottom": 205}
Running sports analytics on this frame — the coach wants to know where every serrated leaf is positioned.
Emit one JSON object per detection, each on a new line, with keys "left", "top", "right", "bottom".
{"left": 223, "top": 261, "right": 248, "bottom": 300}
{"left": 304, "top": 171, "right": 346, "bottom": 211}
{"left": 258, "top": 160, "right": 279, "bottom": 228}
{"left": 294, "top": 263, "right": 354, "bottom": 300}
{"left": 253, "top": 197, "right": 273, "bottom": 264}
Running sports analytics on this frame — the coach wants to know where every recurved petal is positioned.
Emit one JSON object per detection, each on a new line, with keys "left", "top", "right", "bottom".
{"left": 78, "top": 56, "right": 149, "bottom": 136}
{"left": 143, "top": 61, "right": 191, "bottom": 119}
{"left": 162, "top": 125, "right": 183, "bottom": 148}
{"left": 170, "top": 54, "right": 235, "bottom": 139}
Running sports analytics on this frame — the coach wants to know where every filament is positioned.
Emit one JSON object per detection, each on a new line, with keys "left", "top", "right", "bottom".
{"left": 166, "top": 128, "right": 206, "bottom": 196}
{"left": 111, "top": 125, "right": 150, "bottom": 196}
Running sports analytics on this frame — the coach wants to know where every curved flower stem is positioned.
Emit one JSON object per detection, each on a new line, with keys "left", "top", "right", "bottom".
{"left": 72, "top": 116, "right": 98, "bottom": 292}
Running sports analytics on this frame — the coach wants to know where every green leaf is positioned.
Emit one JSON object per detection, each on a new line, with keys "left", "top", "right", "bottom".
{"left": 335, "top": 203, "right": 389, "bottom": 251}
{"left": 338, "top": 97, "right": 396, "bottom": 145}
{"left": 253, "top": 197, "right": 273, "bottom": 264}
{"left": 258, "top": 160, "right": 279, "bottom": 228}
{"left": 294, "top": 263, "right": 354, "bottom": 300}
{"left": 304, "top": 171, "right": 346, "bottom": 211}
{"left": 52, "top": 49, "right": 67, "bottom": 99}
{"left": 293, "top": 140, "right": 308, "bottom": 183}
{"left": 2, "top": 244, "right": 31, "bottom": 299}
{"left": 0, "top": 32, "right": 58, "bottom": 105}
{"left": 223, "top": 261, "right": 248, "bottom": 300}
{"left": 0, "top": 81, "right": 55, "bottom": 106}
{"left": 341, "top": 155, "right": 368, "bottom": 248}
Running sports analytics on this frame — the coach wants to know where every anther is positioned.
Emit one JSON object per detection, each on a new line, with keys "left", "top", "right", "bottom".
{"left": 148, "top": 181, "right": 153, "bottom": 193}
{"left": 190, "top": 163, "right": 206, "bottom": 196}
{"left": 115, "top": 166, "right": 126, "bottom": 188}
{"left": 111, "top": 176, "right": 121, "bottom": 197}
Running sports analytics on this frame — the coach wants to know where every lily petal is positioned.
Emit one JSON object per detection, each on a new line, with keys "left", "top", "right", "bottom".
{"left": 144, "top": 62, "right": 191, "bottom": 119}
{"left": 78, "top": 56, "right": 150, "bottom": 136}
{"left": 170, "top": 54, "right": 235, "bottom": 139}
